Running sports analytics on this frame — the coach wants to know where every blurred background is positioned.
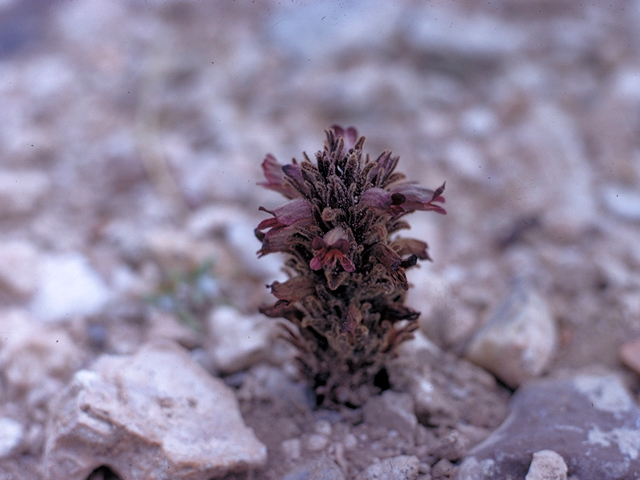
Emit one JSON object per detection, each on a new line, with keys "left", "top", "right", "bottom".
{"left": 1, "top": 0, "right": 639, "bottom": 385}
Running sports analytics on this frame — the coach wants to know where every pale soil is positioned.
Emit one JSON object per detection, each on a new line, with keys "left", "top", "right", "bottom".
{"left": 0, "top": 1, "right": 639, "bottom": 479}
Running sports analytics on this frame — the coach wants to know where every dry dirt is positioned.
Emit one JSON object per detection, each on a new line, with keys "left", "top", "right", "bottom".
{"left": 1, "top": 1, "right": 639, "bottom": 479}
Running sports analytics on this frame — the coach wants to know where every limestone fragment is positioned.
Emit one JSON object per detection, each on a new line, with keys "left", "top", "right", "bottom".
{"left": 465, "top": 285, "right": 557, "bottom": 388}
{"left": 207, "top": 305, "right": 274, "bottom": 374}
{"left": 525, "top": 450, "right": 568, "bottom": 480}
{"left": 44, "top": 340, "right": 266, "bottom": 480}
{"left": 30, "top": 253, "right": 110, "bottom": 323}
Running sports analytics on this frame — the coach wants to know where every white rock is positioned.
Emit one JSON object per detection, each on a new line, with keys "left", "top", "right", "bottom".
{"left": 343, "top": 433, "right": 358, "bottom": 450}
{"left": 0, "top": 170, "right": 51, "bottom": 216}
{"left": 525, "top": 450, "right": 568, "bottom": 480}
{"left": 460, "top": 107, "right": 498, "bottom": 138}
{"left": 281, "top": 438, "right": 301, "bottom": 460}
{"left": 0, "top": 240, "right": 39, "bottom": 298}
{"left": 0, "top": 309, "right": 84, "bottom": 401}
{"left": 613, "top": 68, "right": 640, "bottom": 102}
{"left": 207, "top": 306, "right": 274, "bottom": 374}
{"left": 305, "top": 433, "right": 329, "bottom": 452}
{"left": 603, "top": 185, "right": 640, "bottom": 221}
{"left": 0, "top": 417, "right": 24, "bottom": 458}
{"left": 44, "top": 340, "right": 266, "bottom": 480}
{"left": 314, "top": 420, "right": 332, "bottom": 436}
{"left": 30, "top": 252, "right": 110, "bottom": 322}
{"left": 355, "top": 455, "right": 420, "bottom": 480}
{"left": 465, "top": 285, "right": 557, "bottom": 388}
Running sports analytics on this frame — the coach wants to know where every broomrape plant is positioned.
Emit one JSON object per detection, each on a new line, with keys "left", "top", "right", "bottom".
{"left": 256, "top": 126, "right": 446, "bottom": 407}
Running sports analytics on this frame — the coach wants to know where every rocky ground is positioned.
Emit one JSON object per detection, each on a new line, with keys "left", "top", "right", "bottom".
{"left": 1, "top": 1, "right": 640, "bottom": 479}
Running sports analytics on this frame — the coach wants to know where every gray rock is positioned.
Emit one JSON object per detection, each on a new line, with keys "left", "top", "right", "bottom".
{"left": 388, "top": 331, "right": 508, "bottom": 433}
{"left": 44, "top": 340, "right": 266, "bottom": 480}
{"left": 355, "top": 455, "right": 420, "bottom": 480}
{"left": 465, "top": 284, "right": 557, "bottom": 388}
{"left": 456, "top": 374, "right": 640, "bottom": 480}
{"left": 525, "top": 450, "right": 567, "bottom": 480}
{"left": 236, "top": 364, "right": 315, "bottom": 410}
{"left": 363, "top": 391, "right": 418, "bottom": 442}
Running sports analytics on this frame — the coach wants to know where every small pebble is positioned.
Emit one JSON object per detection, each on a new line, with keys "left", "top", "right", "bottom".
{"left": 305, "top": 433, "right": 329, "bottom": 452}
{"left": 343, "top": 433, "right": 358, "bottom": 450}
{"left": 314, "top": 420, "right": 332, "bottom": 436}
{"left": 525, "top": 450, "right": 568, "bottom": 480}
{"left": 281, "top": 438, "right": 301, "bottom": 460}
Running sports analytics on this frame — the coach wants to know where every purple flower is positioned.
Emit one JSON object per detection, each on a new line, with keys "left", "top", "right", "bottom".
{"left": 255, "top": 125, "right": 447, "bottom": 407}
{"left": 258, "top": 154, "right": 306, "bottom": 199}
{"left": 309, "top": 227, "right": 355, "bottom": 272}
{"left": 360, "top": 183, "right": 446, "bottom": 216}
{"left": 255, "top": 198, "right": 314, "bottom": 255}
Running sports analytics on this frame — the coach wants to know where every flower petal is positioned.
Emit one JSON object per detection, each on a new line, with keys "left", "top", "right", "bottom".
{"left": 389, "top": 182, "right": 447, "bottom": 215}
{"left": 360, "top": 187, "right": 392, "bottom": 209}
{"left": 338, "top": 255, "right": 356, "bottom": 272}
{"left": 392, "top": 238, "right": 430, "bottom": 260}
{"left": 270, "top": 198, "right": 313, "bottom": 225}
{"left": 331, "top": 125, "right": 359, "bottom": 150}
{"left": 258, "top": 154, "right": 301, "bottom": 199}
{"left": 270, "top": 276, "right": 316, "bottom": 302}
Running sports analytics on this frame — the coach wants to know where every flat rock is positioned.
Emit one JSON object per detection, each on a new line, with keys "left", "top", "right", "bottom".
{"left": 465, "top": 284, "right": 557, "bottom": 388}
{"left": 44, "top": 340, "right": 266, "bottom": 480}
{"left": 456, "top": 374, "right": 640, "bottom": 480}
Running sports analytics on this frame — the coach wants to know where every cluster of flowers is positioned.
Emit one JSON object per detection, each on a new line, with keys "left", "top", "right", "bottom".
{"left": 256, "top": 126, "right": 445, "bottom": 407}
